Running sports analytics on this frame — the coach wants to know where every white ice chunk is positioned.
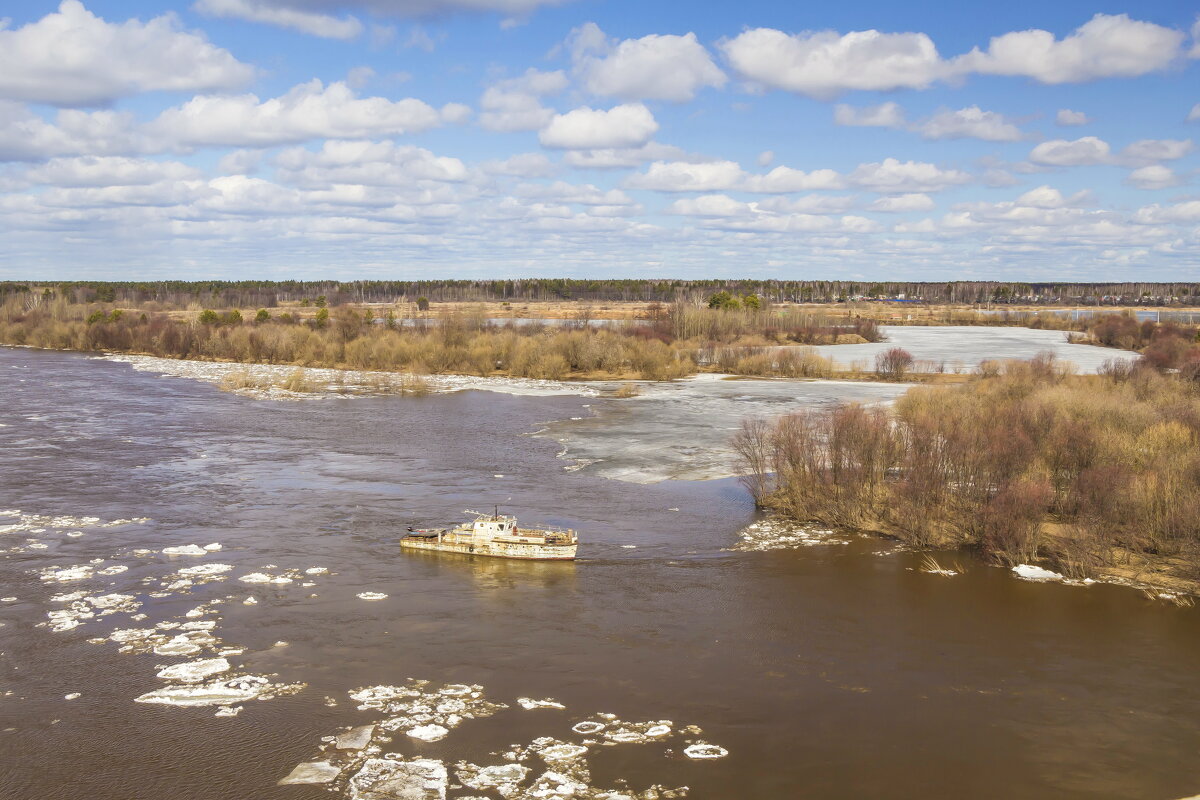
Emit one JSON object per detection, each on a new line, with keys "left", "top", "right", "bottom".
{"left": 156, "top": 658, "right": 231, "bottom": 683}
{"left": 407, "top": 724, "right": 449, "bottom": 742}
{"left": 357, "top": 592, "right": 388, "bottom": 601}
{"left": 1012, "top": 564, "right": 1065, "bottom": 582}
{"left": 278, "top": 761, "right": 341, "bottom": 785}
{"left": 517, "top": 697, "right": 565, "bottom": 710}
{"left": 684, "top": 742, "right": 728, "bottom": 759}
{"left": 335, "top": 724, "right": 376, "bottom": 750}
{"left": 162, "top": 545, "right": 207, "bottom": 556}
{"left": 134, "top": 675, "right": 271, "bottom": 707}
{"left": 348, "top": 758, "right": 446, "bottom": 800}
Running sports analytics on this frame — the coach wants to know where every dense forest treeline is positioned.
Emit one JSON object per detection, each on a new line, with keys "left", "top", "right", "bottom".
{"left": 735, "top": 354, "right": 1200, "bottom": 589}
{"left": 3, "top": 279, "right": 1199, "bottom": 309}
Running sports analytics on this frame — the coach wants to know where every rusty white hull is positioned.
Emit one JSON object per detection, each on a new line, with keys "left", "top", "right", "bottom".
{"left": 400, "top": 516, "right": 578, "bottom": 561}
{"left": 400, "top": 534, "right": 576, "bottom": 560}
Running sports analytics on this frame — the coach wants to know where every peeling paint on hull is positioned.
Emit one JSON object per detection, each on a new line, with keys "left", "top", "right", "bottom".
{"left": 399, "top": 536, "right": 577, "bottom": 560}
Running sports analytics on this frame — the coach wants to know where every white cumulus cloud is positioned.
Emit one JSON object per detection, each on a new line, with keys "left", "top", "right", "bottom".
{"left": 951, "top": 14, "right": 1186, "bottom": 84}
{"left": 1028, "top": 136, "right": 1113, "bottom": 166}
{"left": 1056, "top": 109, "right": 1090, "bottom": 126}
{"left": 833, "top": 102, "right": 906, "bottom": 128}
{"left": 0, "top": 0, "right": 254, "bottom": 107}
{"left": 24, "top": 156, "right": 200, "bottom": 187}
{"left": 720, "top": 27, "right": 943, "bottom": 99}
{"left": 149, "top": 80, "right": 455, "bottom": 147}
{"left": 569, "top": 23, "right": 726, "bottom": 102}
{"left": 914, "top": 106, "right": 1025, "bottom": 141}
{"left": 869, "top": 193, "right": 935, "bottom": 212}
{"left": 479, "top": 69, "right": 568, "bottom": 132}
{"left": 539, "top": 104, "right": 658, "bottom": 149}
{"left": 1125, "top": 165, "right": 1181, "bottom": 190}
{"left": 848, "top": 159, "right": 972, "bottom": 193}
{"left": 1121, "top": 138, "right": 1193, "bottom": 163}
{"left": 193, "top": 0, "right": 363, "bottom": 39}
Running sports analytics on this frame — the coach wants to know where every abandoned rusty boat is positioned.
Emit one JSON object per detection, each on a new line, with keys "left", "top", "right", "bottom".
{"left": 400, "top": 510, "right": 578, "bottom": 560}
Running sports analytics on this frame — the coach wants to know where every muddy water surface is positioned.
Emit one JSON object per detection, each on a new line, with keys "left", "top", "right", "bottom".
{"left": 2, "top": 346, "right": 1199, "bottom": 800}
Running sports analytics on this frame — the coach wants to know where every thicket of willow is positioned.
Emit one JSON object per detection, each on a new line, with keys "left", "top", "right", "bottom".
{"left": 0, "top": 296, "right": 880, "bottom": 381}
{"left": 735, "top": 350, "right": 1200, "bottom": 580}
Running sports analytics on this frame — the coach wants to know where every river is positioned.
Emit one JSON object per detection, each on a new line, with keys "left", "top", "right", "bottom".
{"left": 1, "top": 339, "right": 1198, "bottom": 800}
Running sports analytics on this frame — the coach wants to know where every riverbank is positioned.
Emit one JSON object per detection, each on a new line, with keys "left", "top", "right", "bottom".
{"left": 735, "top": 357, "right": 1200, "bottom": 598}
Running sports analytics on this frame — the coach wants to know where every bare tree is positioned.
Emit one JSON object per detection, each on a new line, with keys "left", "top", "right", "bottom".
{"left": 732, "top": 417, "right": 775, "bottom": 506}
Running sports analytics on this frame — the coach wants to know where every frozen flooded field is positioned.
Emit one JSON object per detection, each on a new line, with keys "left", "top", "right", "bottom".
{"left": 809, "top": 325, "right": 1135, "bottom": 372}
{"left": 2, "top": 336, "right": 1200, "bottom": 800}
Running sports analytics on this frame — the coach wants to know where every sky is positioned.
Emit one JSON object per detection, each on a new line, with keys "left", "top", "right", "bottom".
{"left": 0, "top": 0, "right": 1197, "bottom": 281}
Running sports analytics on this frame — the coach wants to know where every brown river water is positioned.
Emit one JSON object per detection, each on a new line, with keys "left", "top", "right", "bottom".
{"left": 1, "top": 346, "right": 1199, "bottom": 800}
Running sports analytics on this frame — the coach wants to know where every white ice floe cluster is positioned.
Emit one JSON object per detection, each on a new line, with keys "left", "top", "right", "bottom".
{"left": 43, "top": 591, "right": 141, "bottom": 632}
{"left": 101, "top": 354, "right": 599, "bottom": 401}
{"left": 280, "top": 681, "right": 721, "bottom": 799}
{"left": 729, "top": 517, "right": 851, "bottom": 551}
{"left": 7, "top": 508, "right": 329, "bottom": 717}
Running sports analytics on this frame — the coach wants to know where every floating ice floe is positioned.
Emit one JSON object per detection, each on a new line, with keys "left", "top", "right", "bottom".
{"left": 518, "top": 697, "right": 565, "bottom": 710}
{"left": 278, "top": 761, "right": 341, "bottom": 785}
{"left": 214, "top": 705, "right": 241, "bottom": 717}
{"left": 407, "top": 724, "right": 449, "bottom": 742}
{"left": 357, "top": 592, "right": 388, "bottom": 601}
{"left": 334, "top": 724, "right": 375, "bottom": 751}
{"left": 39, "top": 564, "right": 94, "bottom": 583}
{"left": 348, "top": 758, "right": 447, "bottom": 800}
{"left": 730, "top": 518, "right": 850, "bottom": 551}
{"left": 683, "top": 743, "right": 728, "bottom": 759}
{"left": 177, "top": 564, "right": 232, "bottom": 577}
{"left": 64, "top": 692, "right": 81, "bottom": 700}
{"left": 134, "top": 674, "right": 302, "bottom": 707}
{"left": 155, "top": 657, "right": 231, "bottom": 684}
{"left": 97, "top": 565, "right": 128, "bottom": 576}
{"left": 1012, "top": 564, "right": 1065, "bottom": 582}
{"left": 162, "top": 545, "right": 207, "bottom": 556}
{"left": 305, "top": 567, "right": 329, "bottom": 575}
{"left": 456, "top": 762, "right": 530, "bottom": 795}
{"left": 203, "top": 543, "right": 222, "bottom": 551}
{"left": 238, "top": 573, "right": 272, "bottom": 583}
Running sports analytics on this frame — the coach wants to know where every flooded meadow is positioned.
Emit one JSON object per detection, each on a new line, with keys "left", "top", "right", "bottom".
{"left": 1, "top": 330, "right": 1198, "bottom": 800}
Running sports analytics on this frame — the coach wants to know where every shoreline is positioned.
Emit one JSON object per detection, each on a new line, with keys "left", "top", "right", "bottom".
{"left": 740, "top": 514, "right": 1199, "bottom": 602}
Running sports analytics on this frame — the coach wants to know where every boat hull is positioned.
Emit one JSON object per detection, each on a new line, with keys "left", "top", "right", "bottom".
{"left": 400, "top": 536, "right": 577, "bottom": 561}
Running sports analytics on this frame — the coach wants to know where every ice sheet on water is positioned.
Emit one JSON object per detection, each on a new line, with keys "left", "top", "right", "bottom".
{"left": 518, "top": 697, "right": 565, "bottom": 710}
{"left": 1012, "top": 564, "right": 1065, "bottom": 582}
{"left": 407, "top": 724, "right": 449, "bottom": 742}
{"left": 729, "top": 518, "right": 851, "bottom": 551}
{"left": 177, "top": 564, "right": 232, "bottom": 577}
{"left": 348, "top": 758, "right": 447, "bottom": 800}
{"left": 135, "top": 675, "right": 272, "bottom": 707}
{"left": 683, "top": 743, "right": 728, "bottom": 759}
{"left": 156, "top": 657, "right": 231, "bottom": 683}
{"left": 162, "top": 545, "right": 207, "bottom": 556}
{"left": 278, "top": 761, "right": 341, "bottom": 785}
{"left": 102, "top": 353, "right": 599, "bottom": 403}
{"left": 356, "top": 592, "right": 388, "bottom": 601}
{"left": 39, "top": 565, "right": 94, "bottom": 583}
